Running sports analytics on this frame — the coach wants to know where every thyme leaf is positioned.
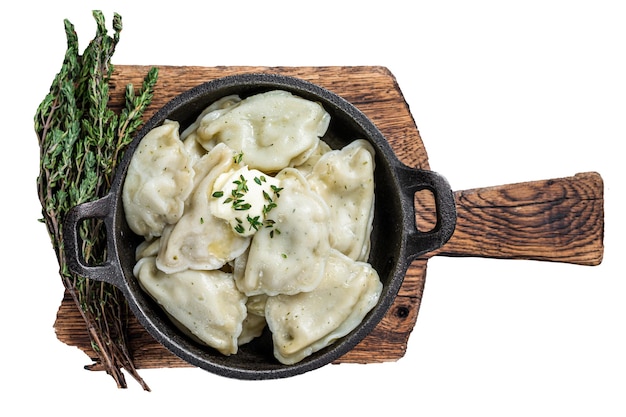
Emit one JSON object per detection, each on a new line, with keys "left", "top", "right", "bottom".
{"left": 34, "top": 10, "right": 158, "bottom": 390}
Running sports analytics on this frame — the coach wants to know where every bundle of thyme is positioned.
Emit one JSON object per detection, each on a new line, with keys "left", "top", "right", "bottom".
{"left": 34, "top": 11, "right": 158, "bottom": 390}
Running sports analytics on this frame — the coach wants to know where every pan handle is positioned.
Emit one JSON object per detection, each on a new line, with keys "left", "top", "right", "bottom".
{"left": 396, "top": 165, "right": 457, "bottom": 261}
{"left": 63, "top": 193, "right": 125, "bottom": 288}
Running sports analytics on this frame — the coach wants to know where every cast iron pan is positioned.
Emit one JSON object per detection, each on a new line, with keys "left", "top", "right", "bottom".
{"left": 64, "top": 73, "right": 457, "bottom": 380}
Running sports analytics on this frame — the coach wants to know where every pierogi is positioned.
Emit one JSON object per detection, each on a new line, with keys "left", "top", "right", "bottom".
{"left": 123, "top": 90, "right": 382, "bottom": 364}
{"left": 122, "top": 120, "right": 194, "bottom": 239}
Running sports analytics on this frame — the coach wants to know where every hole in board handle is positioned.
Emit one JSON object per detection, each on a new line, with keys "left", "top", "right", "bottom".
{"left": 414, "top": 189, "right": 437, "bottom": 233}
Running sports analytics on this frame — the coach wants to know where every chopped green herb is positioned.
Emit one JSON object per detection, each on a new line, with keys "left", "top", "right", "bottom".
{"left": 234, "top": 203, "right": 252, "bottom": 211}
{"left": 271, "top": 185, "right": 284, "bottom": 197}
{"left": 247, "top": 215, "right": 263, "bottom": 231}
{"left": 263, "top": 202, "right": 277, "bottom": 215}
{"left": 233, "top": 175, "right": 248, "bottom": 193}
{"left": 212, "top": 191, "right": 224, "bottom": 198}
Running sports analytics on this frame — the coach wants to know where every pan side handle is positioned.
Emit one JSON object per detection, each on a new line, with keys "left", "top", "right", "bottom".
{"left": 63, "top": 193, "right": 126, "bottom": 287}
{"left": 395, "top": 165, "right": 457, "bottom": 261}
{"left": 418, "top": 172, "right": 604, "bottom": 265}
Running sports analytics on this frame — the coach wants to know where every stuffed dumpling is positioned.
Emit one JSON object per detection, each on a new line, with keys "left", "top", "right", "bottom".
{"left": 122, "top": 120, "right": 194, "bottom": 238}
{"left": 134, "top": 256, "right": 247, "bottom": 356}
{"left": 196, "top": 90, "right": 330, "bottom": 173}
{"left": 156, "top": 143, "right": 250, "bottom": 273}
{"left": 307, "top": 139, "right": 376, "bottom": 261}
{"left": 235, "top": 168, "right": 331, "bottom": 296}
{"left": 265, "top": 249, "right": 382, "bottom": 365}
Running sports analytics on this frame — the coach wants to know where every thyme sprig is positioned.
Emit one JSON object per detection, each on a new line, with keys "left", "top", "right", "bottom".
{"left": 35, "top": 11, "right": 158, "bottom": 390}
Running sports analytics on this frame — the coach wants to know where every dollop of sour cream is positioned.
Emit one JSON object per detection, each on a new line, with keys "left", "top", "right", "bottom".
{"left": 210, "top": 165, "right": 282, "bottom": 237}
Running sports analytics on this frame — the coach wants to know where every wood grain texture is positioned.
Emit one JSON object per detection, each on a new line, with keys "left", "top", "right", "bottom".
{"left": 55, "top": 65, "right": 429, "bottom": 367}
{"left": 416, "top": 172, "right": 604, "bottom": 265}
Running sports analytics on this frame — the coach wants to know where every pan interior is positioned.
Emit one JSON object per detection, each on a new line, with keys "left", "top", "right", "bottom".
{"left": 114, "top": 74, "right": 407, "bottom": 378}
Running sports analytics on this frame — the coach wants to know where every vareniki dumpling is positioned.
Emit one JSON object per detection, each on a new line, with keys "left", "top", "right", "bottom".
{"left": 195, "top": 90, "right": 330, "bottom": 173}
{"left": 181, "top": 95, "right": 242, "bottom": 166}
{"left": 307, "top": 139, "right": 376, "bottom": 262}
{"left": 236, "top": 168, "right": 331, "bottom": 296}
{"left": 134, "top": 256, "right": 247, "bottom": 355}
{"left": 122, "top": 120, "right": 194, "bottom": 238}
{"left": 265, "top": 249, "right": 382, "bottom": 365}
{"left": 156, "top": 143, "right": 250, "bottom": 274}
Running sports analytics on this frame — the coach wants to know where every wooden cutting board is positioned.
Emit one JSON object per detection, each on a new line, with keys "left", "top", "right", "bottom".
{"left": 54, "top": 65, "right": 604, "bottom": 369}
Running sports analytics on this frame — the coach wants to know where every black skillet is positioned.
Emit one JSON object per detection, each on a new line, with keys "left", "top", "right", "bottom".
{"left": 64, "top": 73, "right": 457, "bottom": 380}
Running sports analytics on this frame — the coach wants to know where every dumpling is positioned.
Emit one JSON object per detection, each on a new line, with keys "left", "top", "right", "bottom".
{"left": 307, "top": 139, "right": 375, "bottom": 261}
{"left": 238, "top": 313, "right": 266, "bottom": 346}
{"left": 293, "top": 138, "right": 332, "bottom": 176}
{"left": 133, "top": 256, "right": 247, "bottom": 356}
{"left": 235, "top": 168, "right": 331, "bottom": 296}
{"left": 238, "top": 293, "right": 268, "bottom": 346}
{"left": 265, "top": 249, "right": 383, "bottom": 365}
{"left": 181, "top": 95, "right": 242, "bottom": 166}
{"left": 156, "top": 143, "right": 250, "bottom": 274}
{"left": 233, "top": 258, "right": 269, "bottom": 345}
{"left": 182, "top": 133, "right": 209, "bottom": 168}
{"left": 180, "top": 94, "right": 242, "bottom": 142}
{"left": 195, "top": 90, "right": 330, "bottom": 173}
{"left": 135, "top": 238, "right": 161, "bottom": 261}
{"left": 122, "top": 120, "right": 194, "bottom": 238}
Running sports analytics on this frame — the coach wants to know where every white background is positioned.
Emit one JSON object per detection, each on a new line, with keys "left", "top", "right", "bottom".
{"left": 2, "top": 1, "right": 623, "bottom": 415}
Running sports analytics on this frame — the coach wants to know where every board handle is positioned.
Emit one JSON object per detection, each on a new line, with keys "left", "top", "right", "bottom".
{"left": 417, "top": 172, "right": 604, "bottom": 265}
